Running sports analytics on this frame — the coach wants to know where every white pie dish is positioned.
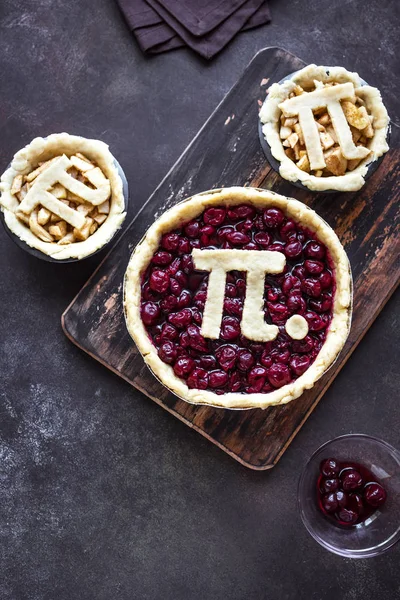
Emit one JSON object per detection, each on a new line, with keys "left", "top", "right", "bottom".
{"left": 259, "top": 65, "right": 390, "bottom": 193}
{"left": 0, "top": 133, "right": 128, "bottom": 262}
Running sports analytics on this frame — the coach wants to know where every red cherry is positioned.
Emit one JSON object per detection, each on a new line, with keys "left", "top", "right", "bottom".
{"left": 364, "top": 483, "right": 387, "bottom": 508}
{"left": 320, "top": 458, "right": 340, "bottom": 477}
{"left": 161, "top": 233, "right": 180, "bottom": 251}
{"left": 187, "top": 368, "right": 209, "bottom": 389}
{"left": 227, "top": 205, "right": 255, "bottom": 220}
{"left": 280, "top": 220, "right": 297, "bottom": 240}
{"left": 184, "top": 220, "right": 200, "bottom": 238}
{"left": 305, "top": 241, "right": 326, "bottom": 260}
{"left": 216, "top": 345, "right": 238, "bottom": 370}
{"left": 338, "top": 508, "right": 358, "bottom": 524}
{"left": 160, "top": 323, "right": 178, "bottom": 341}
{"left": 289, "top": 354, "right": 310, "bottom": 376}
{"left": 158, "top": 341, "right": 177, "bottom": 364}
{"left": 152, "top": 251, "right": 173, "bottom": 266}
{"left": 204, "top": 207, "right": 226, "bottom": 226}
{"left": 292, "top": 335, "right": 314, "bottom": 353}
{"left": 319, "top": 271, "right": 332, "bottom": 289}
{"left": 168, "top": 309, "right": 192, "bottom": 328}
{"left": 341, "top": 469, "right": 363, "bottom": 491}
{"left": 226, "top": 231, "right": 251, "bottom": 245}
{"left": 301, "top": 278, "right": 322, "bottom": 298}
{"left": 224, "top": 298, "right": 243, "bottom": 317}
{"left": 141, "top": 302, "right": 160, "bottom": 325}
{"left": 284, "top": 240, "right": 303, "bottom": 259}
{"left": 263, "top": 207, "right": 285, "bottom": 228}
{"left": 266, "top": 363, "right": 292, "bottom": 388}
{"left": 187, "top": 325, "right": 208, "bottom": 352}
{"left": 282, "top": 274, "right": 301, "bottom": 295}
{"left": 220, "top": 316, "right": 241, "bottom": 341}
{"left": 254, "top": 231, "right": 271, "bottom": 247}
{"left": 305, "top": 259, "right": 324, "bottom": 275}
{"left": 173, "top": 357, "right": 195, "bottom": 378}
{"left": 209, "top": 370, "right": 228, "bottom": 388}
{"left": 305, "top": 311, "right": 326, "bottom": 331}
{"left": 237, "top": 349, "right": 255, "bottom": 372}
{"left": 287, "top": 294, "right": 306, "bottom": 314}
{"left": 149, "top": 270, "right": 170, "bottom": 293}
{"left": 199, "top": 355, "right": 217, "bottom": 370}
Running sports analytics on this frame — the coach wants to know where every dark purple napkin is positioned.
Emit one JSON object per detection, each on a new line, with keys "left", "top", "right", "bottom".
{"left": 117, "top": 0, "right": 271, "bottom": 58}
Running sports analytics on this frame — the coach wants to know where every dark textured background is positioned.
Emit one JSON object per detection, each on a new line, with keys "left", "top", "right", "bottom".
{"left": 0, "top": 1, "right": 399, "bottom": 599}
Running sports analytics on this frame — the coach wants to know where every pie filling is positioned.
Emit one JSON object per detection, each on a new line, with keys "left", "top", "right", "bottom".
{"left": 9, "top": 153, "right": 111, "bottom": 245}
{"left": 278, "top": 80, "right": 374, "bottom": 177}
{"left": 140, "top": 204, "right": 336, "bottom": 394}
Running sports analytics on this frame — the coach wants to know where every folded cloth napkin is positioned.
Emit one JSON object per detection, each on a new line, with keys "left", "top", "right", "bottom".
{"left": 117, "top": 0, "right": 271, "bottom": 58}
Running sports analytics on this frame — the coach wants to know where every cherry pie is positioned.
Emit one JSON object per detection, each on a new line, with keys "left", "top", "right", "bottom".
{"left": 124, "top": 187, "right": 351, "bottom": 409}
{"left": 0, "top": 133, "right": 126, "bottom": 259}
{"left": 260, "top": 65, "right": 389, "bottom": 192}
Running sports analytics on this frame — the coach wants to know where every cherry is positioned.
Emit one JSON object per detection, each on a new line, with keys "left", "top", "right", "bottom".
{"left": 166, "top": 257, "right": 181, "bottom": 275}
{"left": 287, "top": 294, "right": 306, "bottom": 314}
{"left": 149, "top": 270, "right": 170, "bottom": 293}
{"left": 184, "top": 220, "right": 200, "bottom": 238}
{"left": 177, "top": 290, "right": 192, "bottom": 309}
{"left": 268, "top": 242, "right": 285, "bottom": 253}
{"left": 158, "top": 341, "right": 177, "bottom": 364}
{"left": 289, "top": 354, "right": 310, "bottom": 376}
{"left": 263, "top": 207, "right": 285, "bottom": 228}
{"left": 302, "top": 278, "right": 322, "bottom": 298}
{"left": 224, "top": 298, "right": 242, "bottom": 317}
{"left": 216, "top": 345, "right": 237, "bottom": 371}
{"left": 260, "top": 350, "right": 273, "bottom": 368}
{"left": 187, "top": 325, "right": 208, "bottom": 352}
{"left": 267, "top": 288, "right": 280, "bottom": 302}
{"left": 319, "top": 271, "right": 332, "bottom": 289}
{"left": 293, "top": 265, "right": 306, "bottom": 280}
{"left": 161, "top": 233, "right": 180, "bottom": 251}
{"left": 266, "top": 363, "right": 291, "bottom": 388}
{"left": 170, "top": 278, "right": 183, "bottom": 295}
{"left": 225, "top": 283, "right": 237, "bottom": 297}
{"left": 284, "top": 240, "right": 303, "bottom": 259}
{"left": 280, "top": 220, "right": 297, "bottom": 240}
{"left": 168, "top": 309, "right": 192, "bottom": 328}
{"left": 204, "top": 207, "right": 226, "bottom": 226}
{"left": 173, "top": 357, "right": 195, "bottom": 377}
{"left": 268, "top": 303, "right": 289, "bottom": 324}
{"left": 336, "top": 490, "right": 348, "bottom": 508}
{"left": 364, "top": 483, "right": 387, "bottom": 508}
{"left": 305, "top": 241, "right": 325, "bottom": 260}
{"left": 178, "top": 238, "right": 191, "bottom": 254}
{"left": 152, "top": 251, "right": 173, "bottom": 265}
{"left": 160, "top": 294, "right": 178, "bottom": 312}
{"left": 227, "top": 205, "right": 255, "bottom": 220}
{"left": 320, "top": 478, "right": 340, "bottom": 493}
{"left": 305, "top": 259, "right": 324, "bottom": 275}
{"left": 187, "top": 368, "right": 209, "bottom": 390}
{"left": 199, "top": 355, "right": 217, "bottom": 369}
{"left": 181, "top": 255, "right": 194, "bottom": 273}
{"left": 282, "top": 274, "right": 301, "bottom": 295}
{"left": 338, "top": 508, "right": 358, "bottom": 524}
{"left": 141, "top": 302, "right": 160, "bottom": 326}
{"left": 254, "top": 231, "right": 271, "bottom": 247}
{"left": 220, "top": 316, "right": 241, "bottom": 341}
{"left": 160, "top": 323, "right": 178, "bottom": 341}
{"left": 270, "top": 348, "right": 290, "bottom": 364}
{"left": 341, "top": 469, "right": 363, "bottom": 491}
{"left": 322, "top": 493, "right": 338, "bottom": 513}
{"left": 304, "top": 311, "right": 326, "bottom": 331}
{"left": 226, "top": 231, "right": 251, "bottom": 245}
{"left": 237, "top": 349, "right": 255, "bottom": 371}
{"left": 209, "top": 370, "right": 229, "bottom": 388}
{"left": 292, "top": 336, "right": 314, "bottom": 353}
{"left": 320, "top": 458, "right": 340, "bottom": 478}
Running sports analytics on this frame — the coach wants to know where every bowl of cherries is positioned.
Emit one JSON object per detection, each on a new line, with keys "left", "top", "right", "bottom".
{"left": 298, "top": 434, "right": 400, "bottom": 557}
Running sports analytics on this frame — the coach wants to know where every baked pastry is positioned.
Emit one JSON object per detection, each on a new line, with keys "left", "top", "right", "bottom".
{"left": 124, "top": 187, "right": 351, "bottom": 409}
{"left": 0, "top": 133, "right": 126, "bottom": 260}
{"left": 259, "top": 65, "right": 389, "bottom": 192}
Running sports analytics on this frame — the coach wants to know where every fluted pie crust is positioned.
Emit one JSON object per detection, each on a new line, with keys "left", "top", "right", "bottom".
{"left": 124, "top": 187, "right": 352, "bottom": 409}
{"left": 0, "top": 133, "right": 126, "bottom": 260}
{"left": 260, "top": 65, "right": 390, "bottom": 192}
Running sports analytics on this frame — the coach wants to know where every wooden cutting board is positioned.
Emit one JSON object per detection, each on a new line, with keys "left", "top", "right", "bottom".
{"left": 62, "top": 48, "right": 400, "bottom": 470}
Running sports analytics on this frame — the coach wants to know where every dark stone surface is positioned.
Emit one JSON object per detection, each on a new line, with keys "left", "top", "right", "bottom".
{"left": 0, "top": 0, "right": 399, "bottom": 599}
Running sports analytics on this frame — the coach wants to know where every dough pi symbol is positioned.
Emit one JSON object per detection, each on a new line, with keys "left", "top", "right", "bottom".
{"left": 279, "top": 82, "right": 370, "bottom": 170}
{"left": 192, "top": 248, "right": 286, "bottom": 342}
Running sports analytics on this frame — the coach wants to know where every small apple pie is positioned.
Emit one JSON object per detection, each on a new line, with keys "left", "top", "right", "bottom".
{"left": 260, "top": 65, "right": 390, "bottom": 192}
{"left": 0, "top": 133, "right": 126, "bottom": 259}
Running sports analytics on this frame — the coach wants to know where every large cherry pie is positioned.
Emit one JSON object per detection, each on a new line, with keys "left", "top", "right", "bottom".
{"left": 260, "top": 65, "right": 389, "bottom": 192}
{"left": 124, "top": 187, "right": 351, "bottom": 409}
{"left": 0, "top": 133, "right": 126, "bottom": 260}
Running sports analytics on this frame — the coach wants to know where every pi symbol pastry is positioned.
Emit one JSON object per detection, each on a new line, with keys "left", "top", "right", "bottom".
{"left": 192, "top": 248, "right": 309, "bottom": 342}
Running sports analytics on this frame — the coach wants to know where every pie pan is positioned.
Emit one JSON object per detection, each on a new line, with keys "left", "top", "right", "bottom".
{"left": 0, "top": 148, "right": 128, "bottom": 264}
{"left": 258, "top": 69, "right": 391, "bottom": 194}
{"left": 124, "top": 187, "right": 353, "bottom": 410}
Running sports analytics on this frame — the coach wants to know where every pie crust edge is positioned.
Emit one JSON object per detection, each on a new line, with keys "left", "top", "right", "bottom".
{"left": 259, "top": 65, "right": 390, "bottom": 192}
{"left": 124, "top": 186, "right": 352, "bottom": 409}
{"left": 0, "top": 133, "right": 126, "bottom": 259}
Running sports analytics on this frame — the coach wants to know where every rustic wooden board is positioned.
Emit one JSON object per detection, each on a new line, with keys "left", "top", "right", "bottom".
{"left": 62, "top": 48, "right": 400, "bottom": 470}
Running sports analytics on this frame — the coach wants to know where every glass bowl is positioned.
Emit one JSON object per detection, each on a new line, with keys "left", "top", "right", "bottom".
{"left": 298, "top": 434, "right": 400, "bottom": 558}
